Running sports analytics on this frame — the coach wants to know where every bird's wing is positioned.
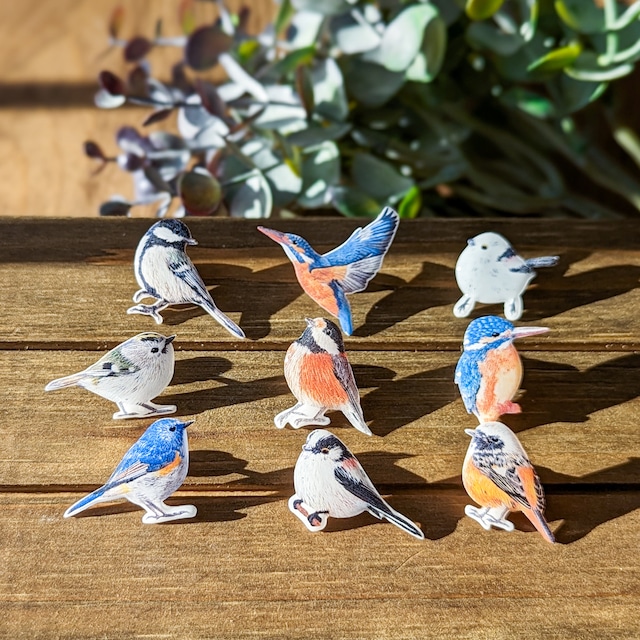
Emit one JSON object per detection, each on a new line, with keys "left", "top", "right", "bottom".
{"left": 474, "top": 454, "right": 543, "bottom": 511}
{"left": 168, "top": 253, "right": 212, "bottom": 302}
{"left": 328, "top": 280, "right": 354, "bottom": 335}
{"left": 454, "top": 355, "right": 480, "bottom": 414}
{"left": 104, "top": 434, "right": 181, "bottom": 489}
{"left": 320, "top": 207, "right": 398, "bottom": 293}
{"left": 334, "top": 465, "right": 388, "bottom": 513}
{"left": 332, "top": 353, "right": 361, "bottom": 412}
{"left": 83, "top": 351, "right": 140, "bottom": 378}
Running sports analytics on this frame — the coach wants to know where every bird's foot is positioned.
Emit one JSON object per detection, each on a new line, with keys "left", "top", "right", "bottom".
{"left": 504, "top": 297, "right": 524, "bottom": 321}
{"left": 127, "top": 303, "right": 165, "bottom": 324}
{"left": 288, "top": 495, "right": 328, "bottom": 532}
{"left": 453, "top": 294, "right": 475, "bottom": 318}
{"left": 274, "top": 404, "right": 330, "bottom": 430}
{"left": 132, "top": 289, "right": 153, "bottom": 304}
{"left": 500, "top": 401, "right": 522, "bottom": 416}
{"left": 465, "top": 505, "right": 514, "bottom": 532}
{"left": 141, "top": 504, "right": 197, "bottom": 524}
{"left": 112, "top": 402, "right": 177, "bottom": 420}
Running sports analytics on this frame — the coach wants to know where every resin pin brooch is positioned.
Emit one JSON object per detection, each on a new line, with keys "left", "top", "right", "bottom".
{"left": 45, "top": 332, "right": 177, "bottom": 419}
{"left": 128, "top": 219, "right": 245, "bottom": 338}
{"left": 64, "top": 418, "right": 197, "bottom": 524}
{"left": 462, "top": 421, "right": 555, "bottom": 543}
{"left": 454, "top": 316, "right": 548, "bottom": 423}
{"left": 275, "top": 317, "right": 371, "bottom": 435}
{"left": 289, "top": 429, "right": 424, "bottom": 539}
{"left": 258, "top": 207, "right": 399, "bottom": 335}
{"left": 454, "top": 231, "right": 559, "bottom": 321}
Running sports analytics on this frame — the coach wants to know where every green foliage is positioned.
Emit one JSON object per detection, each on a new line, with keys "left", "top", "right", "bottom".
{"left": 89, "top": 0, "right": 640, "bottom": 218}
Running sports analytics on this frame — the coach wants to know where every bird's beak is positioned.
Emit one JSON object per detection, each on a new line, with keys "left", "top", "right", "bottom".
{"left": 185, "top": 237, "right": 198, "bottom": 246}
{"left": 258, "top": 226, "right": 288, "bottom": 245}
{"left": 165, "top": 335, "right": 176, "bottom": 344}
{"left": 302, "top": 444, "right": 312, "bottom": 452}
{"left": 467, "top": 237, "right": 475, "bottom": 246}
{"left": 304, "top": 317, "right": 315, "bottom": 327}
{"left": 511, "top": 326, "right": 549, "bottom": 339}
{"left": 464, "top": 428, "right": 476, "bottom": 437}
{"left": 182, "top": 420, "right": 194, "bottom": 428}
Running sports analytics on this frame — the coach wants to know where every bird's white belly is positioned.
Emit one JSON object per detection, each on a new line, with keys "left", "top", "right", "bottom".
{"left": 456, "top": 255, "right": 534, "bottom": 303}
{"left": 140, "top": 246, "right": 195, "bottom": 303}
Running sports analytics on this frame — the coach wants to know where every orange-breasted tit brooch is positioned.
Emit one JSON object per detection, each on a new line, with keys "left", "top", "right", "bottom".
{"left": 275, "top": 317, "right": 371, "bottom": 436}
{"left": 462, "top": 421, "right": 555, "bottom": 543}
{"left": 289, "top": 429, "right": 424, "bottom": 539}
{"left": 258, "top": 207, "right": 399, "bottom": 335}
{"left": 128, "top": 219, "right": 245, "bottom": 338}
{"left": 454, "top": 231, "right": 559, "bottom": 321}
{"left": 455, "top": 316, "right": 548, "bottom": 423}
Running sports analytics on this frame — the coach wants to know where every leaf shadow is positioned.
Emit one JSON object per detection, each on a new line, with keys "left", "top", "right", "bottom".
{"left": 353, "top": 261, "right": 455, "bottom": 337}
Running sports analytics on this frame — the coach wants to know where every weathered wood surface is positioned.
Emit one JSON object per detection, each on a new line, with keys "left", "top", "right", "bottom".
{"left": 1, "top": 218, "right": 639, "bottom": 639}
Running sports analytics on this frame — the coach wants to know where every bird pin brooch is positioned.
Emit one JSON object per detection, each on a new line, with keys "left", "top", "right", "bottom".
{"left": 455, "top": 316, "right": 548, "bottom": 423}
{"left": 275, "top": 317, "right": 371, "bottom": 435}
{"left": 462, "top": 421, "right": 555, "bottom": 543}
{"left": 289, "top": 429, "right": 424, "bottom": 539}
{"left": 258, "top": 207, "right": 399, "bottom": 335}
{"left": 64, "top": 418, "right": 197, "bottom": 524}
{"left": 45, "top": 332, "right": 177, "bottom": 419}
{"left": 454, "top": 231, "right": 559, "bottom": 321}
{"left": 127, "top": 219, "right": 245, "bottom": 338}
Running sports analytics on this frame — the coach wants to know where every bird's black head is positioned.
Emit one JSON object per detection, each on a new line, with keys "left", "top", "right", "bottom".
{"left": 303, "top": 429, "right": 353, "bottom": 462}
{"left": 149, "top": 220, "right": 198, "bottom": 247}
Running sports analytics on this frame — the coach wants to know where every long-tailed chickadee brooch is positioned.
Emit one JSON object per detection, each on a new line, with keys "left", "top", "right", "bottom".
{"left": 45, "top": 332, "right": 177, "bottom": 419}
{"left": 454, "top": 231, "right": 559, "bottom": 321}
{"left": 258, "top": 207, "right": 399, "bottom": 335}
{"left": 455, "top": 316, "right": 548, "bottom": 423}
{"left": 275, "top": 317, "right": 371, "bottom": 436}
{"left": 64, "top": 418, "right": 197, "bottom": 524}
{"left": 128, "top": 219, "right": 245, "bottom": 338}
{"left": 289, "top": 429, "right": 424, "bottom": 539}
{"left": 462, "top": 421, "right": 555, "bottom": 543}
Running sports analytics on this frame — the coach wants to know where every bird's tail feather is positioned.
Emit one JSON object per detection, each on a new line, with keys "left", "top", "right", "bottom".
{"left": 526, "top": 509, "right": 556, "bottom": 544}
{"left": 201, "top": 300, "right": 245, "bottom": 339}
{"left": 525, "top": 256, "right": 559, "bottom": 269}
{"left": 63, "top": 486, "right": 109, "bottom": 518}
{"left": 342, "top": 406, "right": 372, "bottom": 436}
{"left": 368, "top": 504, "right": 425, "bottom": 540}
{"left": 45, "top": 372, "right": 88, "bottom": 391}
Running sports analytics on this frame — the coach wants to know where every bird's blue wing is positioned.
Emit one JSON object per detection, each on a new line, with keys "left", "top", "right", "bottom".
{"left": 169, "top": 253, "right": 211, "bottom": 301}
{"left": 334, "top": 465, "right": 387, "bottom": 513}
{"left": 455, "top": 353, "right": 480, "bottom": 414}
{"left": 104, "top": 432, "right": 180, "bottom": 489}
{"left": 321, "top": 208, "right": 398, "bottom": 293}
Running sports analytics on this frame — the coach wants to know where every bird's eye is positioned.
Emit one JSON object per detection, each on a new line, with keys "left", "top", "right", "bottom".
{"left": 481, "top": 245, "right": 488, "bottom": 250}
{"left": 151, "top": 347, "right": 159, "bottom": 353}
{"left": 321, "top": 447, "right": 330, "bottom": 454}
{"left": 491, "top": 332, "right": 499, "bottom": 338}
{"left": 169, "top": 426, "right": 176, "bottom": 432}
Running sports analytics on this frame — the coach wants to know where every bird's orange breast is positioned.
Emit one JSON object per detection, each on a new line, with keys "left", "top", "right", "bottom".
{"left": 462, "top": 457, "right": 516, "bottom": 510}
{"left": 292, "top": 262, "right": 347, "bottom": 316}
{"left": 299, "top": 352, "right": 349, "bottom": 408}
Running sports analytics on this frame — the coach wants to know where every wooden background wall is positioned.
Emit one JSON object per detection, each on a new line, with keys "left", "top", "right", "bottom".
{"left": 0, "top": 0, "right": 276, "bottom": 217}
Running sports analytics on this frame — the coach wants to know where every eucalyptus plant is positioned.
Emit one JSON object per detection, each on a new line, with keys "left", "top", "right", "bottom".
{"left": 87, "top": 0, "right": 640, "bottom": 219}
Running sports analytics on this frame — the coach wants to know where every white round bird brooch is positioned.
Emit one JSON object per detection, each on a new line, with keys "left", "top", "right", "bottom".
{"left": 64, "top": 418, "right": 197, "bottom": 524}
{"left": 289, "top": 429, "right": 424, "bottom": 539}
{"left": 454, "top": 231, "right": 559, "bottom": 321}
{"left": 45, "top": 332, "right": 177, "bottom": 419}
{"left": 462, "top": 421, "right": 555, "bottom": 544}
{"left": 275, "top": 317, "right": 371, "bottom": 435}
{"left": 128, "top": 219, "right": 245, "bottom": 338}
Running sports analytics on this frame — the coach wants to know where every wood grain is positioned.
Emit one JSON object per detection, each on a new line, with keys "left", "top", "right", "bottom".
{"left": 1, "top": 218, "right": 639, "bottom": 639}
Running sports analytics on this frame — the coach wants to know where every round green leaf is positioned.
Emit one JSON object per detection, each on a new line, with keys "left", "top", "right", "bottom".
{"left": 406, "top": 13, "right": 447, "bottom": 83}
{"left": 299, "top": 141, "right": 341, "bottom": 208}
{"left": 341, "top": 57, "right": 405, "bottom": 108}
{"left": 466, "top": 0, "right": 505, "bottom": 21}
{"left": 555, "top": 0, "right": 604, "bottom": 34}
{"left": 331, "top": 186, "right": 381, "bottom": 218}
{"left": 352, "top": 153, "right": 413, "bottom": 202}
{"left": 178, "top": 168, "right": 222, "bottom": 215}
{"left": 527, "top": 43, "right": 582, "bottom": 74}
{"left": 225, "top": 169, "right": 273, "bottom": 218}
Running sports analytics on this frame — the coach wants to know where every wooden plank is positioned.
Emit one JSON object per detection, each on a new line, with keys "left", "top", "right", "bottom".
{"left": 4, "top": 350, "right": 639, "bottom": 487}
{"left": 2, "top": 492, "right": 639, "bottom": 639}
{"left": 2, "top": 219, "right": 640, "bottom": 349}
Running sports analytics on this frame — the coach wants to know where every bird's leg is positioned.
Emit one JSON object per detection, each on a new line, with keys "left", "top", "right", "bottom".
{"left": 112, "top": 401, "right": 177, "bottom": 420}
{"left": 453, "top": 294, "right": 475, "bottom": 318}
{"left": 274, "top": 403, "right": 330, "bottom": 429}
{"left": 504, "top": 296, "right": 524, "bottom": 321}
{"left": 498, "top": 400, "right": 522, "bottom": 416}
{"left": 132, "top": 289, "right": 152, "bottom": 303}
{"left": 139, "top": 498, "right": 197, "bottom": 524}
{"left": 288, "top": 495, "right": 329, "bottom": 532}
{"left": 126, "top": 299, "right": 170, "bottom": 324}
{"left": 139, "top": 401, "right": 177, "bottom": 417}
{"left": 465, "top": 504, "right": 514, "bottom": 532}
